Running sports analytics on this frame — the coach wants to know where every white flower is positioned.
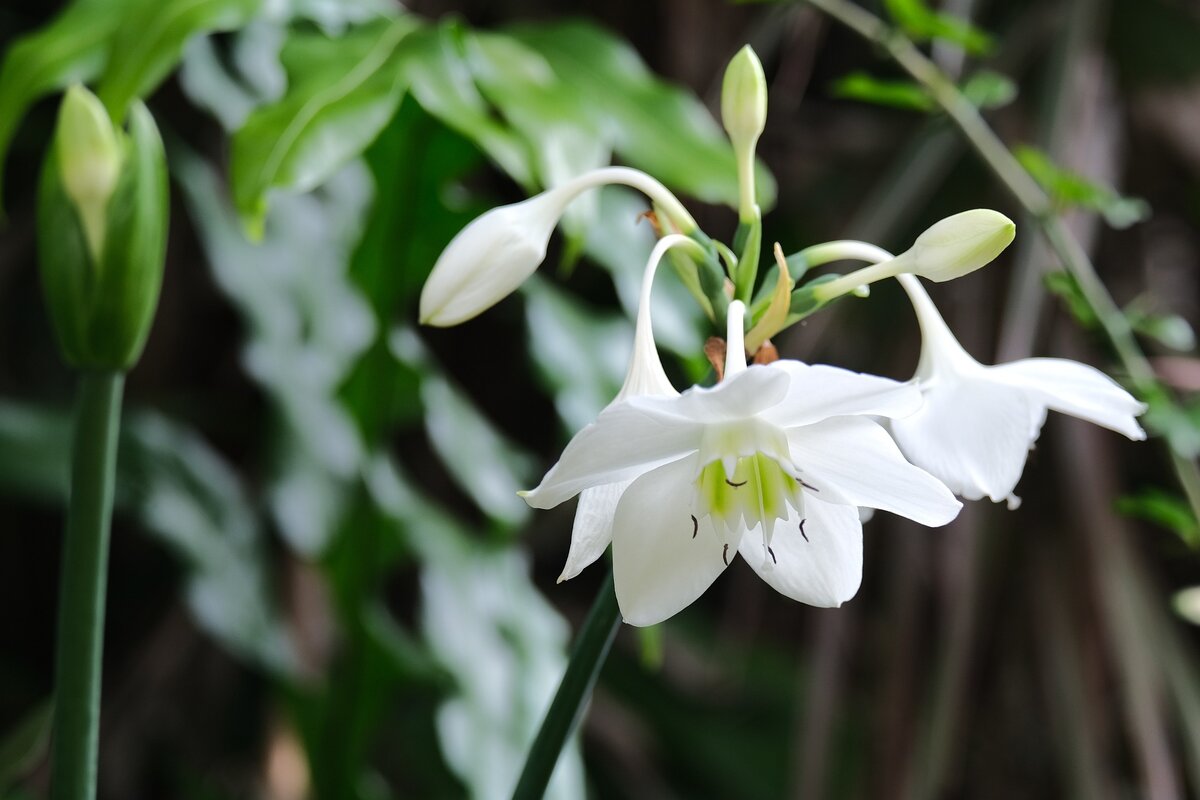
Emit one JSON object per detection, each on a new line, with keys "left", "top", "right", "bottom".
{"left": 419, "top": 167, "right": 697, "bottom": 327}
{"left": 888, "top": 273, "right": 1148, "bottom": 508}
{"left": 522, "top": 299, "right": 961, "bottom": 626}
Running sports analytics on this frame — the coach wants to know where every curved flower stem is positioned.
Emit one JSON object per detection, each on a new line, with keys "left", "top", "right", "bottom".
{"left": 804, "top": 0, "right": 1200, "bottom": 527}
{"left": 512, "top": 568, "right": 620, "bottom": 800}
{"left": 51, "top": 370, "right": 124, "bottom": 800}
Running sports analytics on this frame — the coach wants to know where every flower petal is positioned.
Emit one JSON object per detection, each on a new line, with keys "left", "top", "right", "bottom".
{"left": 558, "top": 482, "right": 626, "bottom": 583}
{"left": 522, "top": 402, "right": 702, "bottom": 509}
{"left": 632, "top": 365, "right": 791, "bottom": 423}
{"left": 738, "top": 495, "right": 862, "bottom": 607}
{"left": 887, "top": 378, "right": 1039, "bottom": 504}
{"left": 989, "top": 357, "right": 1147, "bottom": 440}
{"left": 612, "top": 456, "right": 735, "bottom": 626}
{"left": 787, "top": 416, "right": 961, "bottom": 525}
{"left": 764, "top": 362, "right": 923, "bottom": 428}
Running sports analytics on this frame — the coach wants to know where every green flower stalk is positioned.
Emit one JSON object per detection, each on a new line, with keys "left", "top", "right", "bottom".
{"left": 39, "top": 85, "right": 168, "bottom": 800}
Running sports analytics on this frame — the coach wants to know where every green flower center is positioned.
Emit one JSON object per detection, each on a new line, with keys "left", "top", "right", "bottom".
{"left": 695, "top": 452, "right": 806, "bottom": 541}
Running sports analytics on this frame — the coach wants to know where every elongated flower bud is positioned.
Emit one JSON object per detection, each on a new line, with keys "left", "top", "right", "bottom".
{"left": 721, "top": 45, "right": 767, "bottom": 223}
{"left": 39, "top": 88, "right": 168, "bottom": 370}
{"left": 811, "top": 209, "right": 1015, "bottom": 302}
{"left": 419, "top": 185, "right": 573, "bottom": 327}
{"left": 905, "top": 209, "right": 1015, "bottom": 282}
{"left": 419, "top": 167, "right": 697, "bottom": 327}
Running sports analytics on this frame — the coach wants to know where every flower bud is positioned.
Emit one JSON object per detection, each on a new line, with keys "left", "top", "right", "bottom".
{"left": 418, "top": 185, "right": 573, "bottom": 327}
{"left": 55, "top": 86, "right": 122, "bottom": 263}
{"left": 721, "top": 46, "right": 768, "bottom": 222}
{"left": 905, "top": 209, "right": 1015, "bottom": 282}
{"left": 39, "top": 91, "right": 168, "bottom": 370}
{"left": 721, "top": 46, "right": 768, "bottom": 156}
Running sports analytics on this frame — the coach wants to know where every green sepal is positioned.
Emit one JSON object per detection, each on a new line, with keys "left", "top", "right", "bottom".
{"left": 784, "top": 274, "right": 840, "bottom": 326}
{"left": 38, "top": 99, "right": 167, "bottom": 370}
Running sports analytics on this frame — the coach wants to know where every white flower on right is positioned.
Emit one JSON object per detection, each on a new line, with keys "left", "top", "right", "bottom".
{"left": 888, "top": 273, "right": 1148, "bottom": 507}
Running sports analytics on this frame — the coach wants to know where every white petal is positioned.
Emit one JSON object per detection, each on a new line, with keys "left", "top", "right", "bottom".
{"left": 633, "top": 365, "right": 790, "bottom": 423}
{"left": 787, "top": 416, "right": 961, "bottom": 526}
{"left": 989, "top": 358, "right": 1147, "bottom": 440}
{"left": 558, "top": 482, "right": 626, "bottom": 583}
{"left": 523, "top": 402, "right": 702, "bottom": 509}
{"left": 888, "top": 378, "right": 1039, "bottom": 504}
{"left": 739, "top": 495, "right": 862, "bottom": 607}
{"left": 763, "top": 362, "right": 923, "bottom": 427}
{"left": 612, "top": 456, "right": 735, "bottom": 626}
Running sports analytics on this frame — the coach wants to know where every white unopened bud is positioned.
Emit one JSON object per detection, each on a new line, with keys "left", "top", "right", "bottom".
{"left": 419, "top": 167, "right": 697, "bottom": 327}
{"left": 906, "top": 209, "right": 1016, "bottom": 282}
{"left": 419, "top": 187, "right": 572, "bottom": 327}
{"left": 811, "top": 209, "right": 1015, "bottom": 302}
{"left": 56, "top": 85, "right": 123, "bottom": 263}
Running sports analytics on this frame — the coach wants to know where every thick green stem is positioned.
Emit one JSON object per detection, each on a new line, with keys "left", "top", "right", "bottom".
{"left": 512, "top": 569, "right": 620, "bottom": 800}
{"left": 51, "top": 370, "right": 124, "bottom": 800}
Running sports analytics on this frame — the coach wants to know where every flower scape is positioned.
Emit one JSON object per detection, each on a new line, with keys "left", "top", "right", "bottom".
{"left": 419, "top": 46, "right": 1146, "bottom": 627}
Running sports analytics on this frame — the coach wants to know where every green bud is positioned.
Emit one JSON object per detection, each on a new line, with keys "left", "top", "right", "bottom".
{"left": 721, "top": 45, "right": 767, "bottom": 222}
{"left": 721, "top": 45, "right": 768, "bottom": 155}
{"left": 39, "top": 90, "right": 168, "bottom": 370}
{"left": 905, "top": 209, "right": 1016, "bottom": 282}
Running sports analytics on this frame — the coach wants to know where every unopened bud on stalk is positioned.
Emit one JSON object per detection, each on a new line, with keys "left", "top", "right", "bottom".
{"left": 811, "top": 209, "right": 1015, "bottom": 302}
{"left": 38, "top": 86, "right": 168, "bottom": 370}
{"left": 721, "top": 46, "right": 768, "bottom": 223}
{"left": 419, "top": 166, "right": 698, "bottom": 327}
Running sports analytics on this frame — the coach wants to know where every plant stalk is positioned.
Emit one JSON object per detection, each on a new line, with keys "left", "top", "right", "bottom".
{"left": 51, "top": 370, "right": 124, "bottom": 800}
{"left": 511, "top": 568, "right": 620, "bottom": 800}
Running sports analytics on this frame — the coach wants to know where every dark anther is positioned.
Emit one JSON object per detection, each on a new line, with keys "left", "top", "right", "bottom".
{"left": 690, "top": 514, "right": 698, "bottom": 539}
{"left": 768, "top": 546, "right": 777, "bottom": 564}
{"left": 726, "top": 478, "right": 747, "bottom": 488}
{"left": 800, "top": 518, "right": 809, "bottom": 542}
{"left": 722, "top": 544, "right": 730, "bottom": 566}
{"left": 799, "top": 479, "right": 819, "bottom": 492}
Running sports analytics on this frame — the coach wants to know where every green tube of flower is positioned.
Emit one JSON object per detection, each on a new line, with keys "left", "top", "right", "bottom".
{"left": 38, "top": 85, "right": 168, "bottom": 371}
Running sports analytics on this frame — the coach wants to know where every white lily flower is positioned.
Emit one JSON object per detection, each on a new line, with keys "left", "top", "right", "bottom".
{"left": 523, "top": 300, "right": 961, "bottom": 626}
{"left": 889, "top": 272, "right": 1148, "bottom": 507}
{"left": 419, "top": 166, "right": 698, "bottom": 327}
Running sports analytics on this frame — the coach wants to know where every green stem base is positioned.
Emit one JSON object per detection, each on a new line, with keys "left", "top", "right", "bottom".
{"left": 512, "top": 569, "right": 621, "bottom": 800}
{"left": 51, "top": 370, "right": 124, "bottom": 800}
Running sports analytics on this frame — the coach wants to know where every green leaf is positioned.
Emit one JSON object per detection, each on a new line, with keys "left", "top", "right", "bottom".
{"left": 1143, "top": 386, "right": 1200, "bottom": 459}
{"left": 0, "top": 700, "right": 53, "bottom": 792}
{"left": 1045, "top": 271, "right": 1100, "bottom": 328}
{"left": 230, "top": 17, "right": 418, "bottom": 237}
{"left": 508, "top": 21, "right": 775, "bottom": 210}
{"left": 960, "top": 69, "right": 1017, "bottom": 109}
{"left": 1117, "top": 488, "right": 1200, "bottom": 546}
{"left": 1125, "top": 301, "right": 1197, "bottom": 352}
{"left": 95, "top": 0, "right": 261, "bottom": 120}
{"left": 1016, "top": 145, "right": 1151, "bottom": 229}
{"left": 0, "top": 0, "right": 137, "bottom": 211}
{"left": 884, "top": 0, "right": 993, "bottom": 54}
{"left": 404, "top": 23, "right": 535, "bottom": 189}
{"left": 831, "top": 71, "right": 933, "bottom": 111}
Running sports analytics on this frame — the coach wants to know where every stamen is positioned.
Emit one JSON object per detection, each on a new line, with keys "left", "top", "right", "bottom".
{"left": 725, "top": 478, "right": 746, "bottom": 488}
{"left": 795, "top": 475, "right": 819, "bottom": 492}
{"left": 768, "top": 545, "right": 777, "bottom": 564}
{"left": 722, "top": 543, "right": 730, "bottom": 566}
{"left": 690, "top": 514, "right": 698, "bottom": 539}
{"left": 800, "top": 518, "right": 809, "bottom": 542}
